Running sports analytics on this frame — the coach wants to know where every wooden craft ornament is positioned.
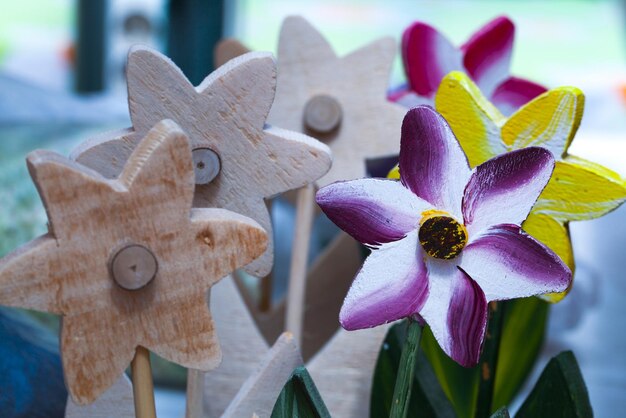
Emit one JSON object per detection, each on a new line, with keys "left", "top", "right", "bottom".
{"left": 268, "top": 15, "right": 406, "bottom": 187}
{"left": 110, "top": 244, "right": 158, "bottom": 290}
{"left": 303, "top": 94, "right": 343, "bottom": 134}
{"left": 71, "top": 47, "right": 332, "bottom": 278}
{"left": 0, "top": 120, "right": 268, "bottom": 404}
{"left": 192, "top": 148, "right": 221, "bottom": 185}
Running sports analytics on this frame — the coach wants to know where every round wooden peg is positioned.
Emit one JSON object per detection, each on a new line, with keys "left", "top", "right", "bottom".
{"left": 192, "top": 148, "right": 221, "bottom": 185}
{"left": 110, "top": 244, "right": 158, "bottom": 290}
{"left": 303, "top": 95, "right": 342, "bottom": 134}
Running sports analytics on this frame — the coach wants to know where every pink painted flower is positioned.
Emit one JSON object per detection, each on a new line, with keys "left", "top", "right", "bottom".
{"left": 389, "top": 16, "right": 547, "bottom": 116}
{"left": 316, "top": 106, "right": 571, "bottom": 367}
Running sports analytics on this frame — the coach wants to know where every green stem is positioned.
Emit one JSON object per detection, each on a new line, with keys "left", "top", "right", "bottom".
{"left": 474, "top": 301, "right": 507, "bottom": 418}
{"left": 390, "top": 318, "right": 423, "bottom": 418}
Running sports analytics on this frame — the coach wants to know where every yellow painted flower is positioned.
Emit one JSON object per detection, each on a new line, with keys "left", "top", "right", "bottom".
{"left": 390, "top": 71, "right": 626, "bottom": 301}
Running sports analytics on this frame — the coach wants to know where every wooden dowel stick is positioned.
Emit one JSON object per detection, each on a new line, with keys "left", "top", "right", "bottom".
{"left": 131, "top": 346, "right": 157, "bottom": 418}
{"left": 185, "top": 369, "right": 205, "bottom": 418}
{"left": 285, "top": 184, "right": 316, "bottom": 346}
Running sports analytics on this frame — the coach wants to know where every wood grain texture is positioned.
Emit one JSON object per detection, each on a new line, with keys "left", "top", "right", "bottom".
{"left": 0, "top": 120, "right": 268, "bottom": 404}
{"left": 222, "top": 332, "right": 303, "bottom": 418}
{"left": 71, "top": 47, "right": 332, "bottom": 278}
{"left": 307, "top": 325, "right": 389, "bottom": 418}
{"left": 203, "top": 275, "right": 271, "bottom": 417}
{"left": 233, "top": 231, "right": 363, "bottom": 361}
{"left": 65, "top": 375, "right": 134, "bottom": 418}
{"left": 267, "top": 15, "right": 406, "bottom": 188}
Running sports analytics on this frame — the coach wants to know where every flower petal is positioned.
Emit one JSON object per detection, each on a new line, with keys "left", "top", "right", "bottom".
{"left": 501, "top": 87, "right": 584, "bottom": 157}
{"left": 460, "top": 224, "right": 571, "bottom": 301}
{"left": 316, "top": 178, "right": 431, "bottom": 247}
{"left": 402, "top": 22, "right": 463, "bottom": 98}
{"left": 463, "top": 147, "right": 554, "bottom": 237}
{"left": 532, "top": 155, "right": 626, "bottom": 222}
{"left": 522, "top": 212, "right": 574, "bottom": 302}
{"left": 435, "top": 72, "right": 507, "bottom": 168}
{"left": 419, "top": 261, "right": 487, "bottom": 367}
{"left": 490, "top": 76, "right": 548, "bottom": 117}
{"left": 340, "top": 232, "right": 429, "bottom": 330}
{"left": 400, "top": 106, "right": 470, "bottom": 218}
{"left": 461, "top": 16, "right": 514, "bottom": 98}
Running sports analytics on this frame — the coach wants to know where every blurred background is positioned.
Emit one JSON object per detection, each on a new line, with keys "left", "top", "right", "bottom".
{"left": 1, "top": 0, "right": 626, "bottom": 417}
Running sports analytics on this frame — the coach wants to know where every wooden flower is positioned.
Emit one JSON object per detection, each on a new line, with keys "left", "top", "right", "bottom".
{"left": 72, "top": 48, "right": 332, "bottom": 278}
{"left": 267, "top": 15, "right": 406, "bottom": 187}
{"left": 430, "top": 72, "right": 626, "bottom": 301}
{"left": 0, "top": 120, "right": 267, "bottom": 403}
{"left": 390, "top": 16, "right": 546, "bottom": 116}
{"left": 317, "top": 106, "right": 571, "bottom": 366}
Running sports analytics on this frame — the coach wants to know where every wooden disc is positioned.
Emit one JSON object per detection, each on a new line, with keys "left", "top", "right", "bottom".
{"left": 303, "top": 95, "right": 342, "bottom": 134}
{"left": 110, "top": 244, "right": 158, "bottom": 290}
{"left": 192, "top": 148, "right": 221, "bottom": 185}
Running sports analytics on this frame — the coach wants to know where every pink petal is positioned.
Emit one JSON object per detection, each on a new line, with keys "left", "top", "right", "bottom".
{"left": 316, "top": 179, "right": 432, "bottom": 247}
{"left": 460, "top": 224, "right": 572, "bottom": 301}
{"left": 340, "top": 232, "right": 429, "bottom": 330}
{"left": 462, "top": 147, "right": 554, "bottom": 237}
{"left": 461, "top": 16, "right": 514, "bottom": 97}
{"left": 402, "top": 22, "right": 463, "bottom": 98}
{"left": 419, "top": 261, "right": 487, "bottom": 367}
{"left": 400, "top": 106, "right": 470, "bottom": 219}
{"left": 490, "top": 76, "right": 548, "bottom": 116}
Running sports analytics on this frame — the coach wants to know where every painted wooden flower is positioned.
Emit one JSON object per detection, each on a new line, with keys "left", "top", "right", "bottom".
{"left": 316, "top": 106, "right": 571, "bottom": 367}
{"left": 429, "top": 71, "right": 626, "bottom": 301}
{"left": 389, "top": 16, "right": 546, "bottom": 116}
{"left": 0, "top": 120, "right": 268, "bottom": 403}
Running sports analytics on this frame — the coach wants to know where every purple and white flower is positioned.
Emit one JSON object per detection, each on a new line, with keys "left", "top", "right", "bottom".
{"left": 316, "top": 106, "right": 571, "bottom": 367}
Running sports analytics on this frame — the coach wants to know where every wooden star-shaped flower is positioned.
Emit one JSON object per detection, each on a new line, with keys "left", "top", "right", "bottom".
{"left": 71, "top": 48, "right": 331, "bottom": 278}
{"left": 267, "top": 15, "right": 406, "bottom": 187}
{"left": 433, "top": 72, "right": 626, "bottom": 300}
{"left": 0, "top": 120, "right": 268, "bottom": 404}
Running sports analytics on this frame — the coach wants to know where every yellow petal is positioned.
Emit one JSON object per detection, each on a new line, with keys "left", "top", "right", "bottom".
{"left": 532, "top": 155, "right": 626, "bottom": 222}
{"left": 502, "top": 87, "right": 584, "bottom": 157}
{"left": 387, "top": 164, "right": 400, "bottom": 179}
{"left": 435, "top": 71, "right": 507, "bottom": 167}
{"left": 522, "top": 212, "right": 574, "bottom": 302}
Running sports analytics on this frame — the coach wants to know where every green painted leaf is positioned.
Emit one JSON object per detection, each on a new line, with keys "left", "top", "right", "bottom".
{"left": 421, "top": 298, "right": 549, "bottom": 418}
{"left": 271, "top": 366, "right": 331, "bottom": 418}
{"left": 491, "top": 407, "right": 510, "bottom": 418}
{"left": 515, "top": 351, "right": 593, "bottom": 418}
{"left": 371, "top": 321, "right": 457, "bottom": 418}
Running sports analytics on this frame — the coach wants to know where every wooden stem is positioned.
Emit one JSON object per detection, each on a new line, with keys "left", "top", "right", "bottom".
{"left": 285, "top": 184, "right": 316, "bottom": 346}
{"left": 131, "top": 346, "right": 157, "bottom": 418}
{"left": 390, "top": 319, "right": 423, "bottom": 418}
{"left": 474, "top": 301, "right": 507, "bottom": 418}
{"left": 259, "top": 199, "right": 274, "bottom": 312}
{"left": 185, "top": 369, "right": 204, "bottom": 418}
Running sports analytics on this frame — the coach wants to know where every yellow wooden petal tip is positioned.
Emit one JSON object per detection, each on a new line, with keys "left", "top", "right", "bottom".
{"left": 435, "top": 71, "right": 506, "bottom": 168}
{"left": 387, "top": 164, "right": 400, "bottom": 179}
{"left": 502, "top": 87, "right": 585, "bottom": 156}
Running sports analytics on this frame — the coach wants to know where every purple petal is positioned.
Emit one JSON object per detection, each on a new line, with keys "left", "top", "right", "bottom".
{"left": 460, "top": 224, "right": 572, "bottom": 300}
{"left": 461, "top": 16, "right": 514, "bottom": 97}
{"left": 491, "top": 76, "right": 548, "bottom": 116}
{"left": 400, "top": 106, "right": 470, "bottom": 218}
{"left": 402, "top": 22, "right": 462, "bottom": 98}
{"left": 462, "top": 147, "right": 554, "bottom": 237}
{"left": 447, "top": 268, "right": 488, "bottom": 367}
{"left": 316, "top": 178, "right": 432, "bottom": 247}
{"left": 419, "top": 261, "right": 487, "bottom": 367}
{"left": 340, "top": 232, "right": 429, "bottom": 330}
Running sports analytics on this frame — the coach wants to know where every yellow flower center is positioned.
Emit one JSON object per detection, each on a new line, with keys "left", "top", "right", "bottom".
{"left": 418, "top": 211, "right": 468, "bottom": 260}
